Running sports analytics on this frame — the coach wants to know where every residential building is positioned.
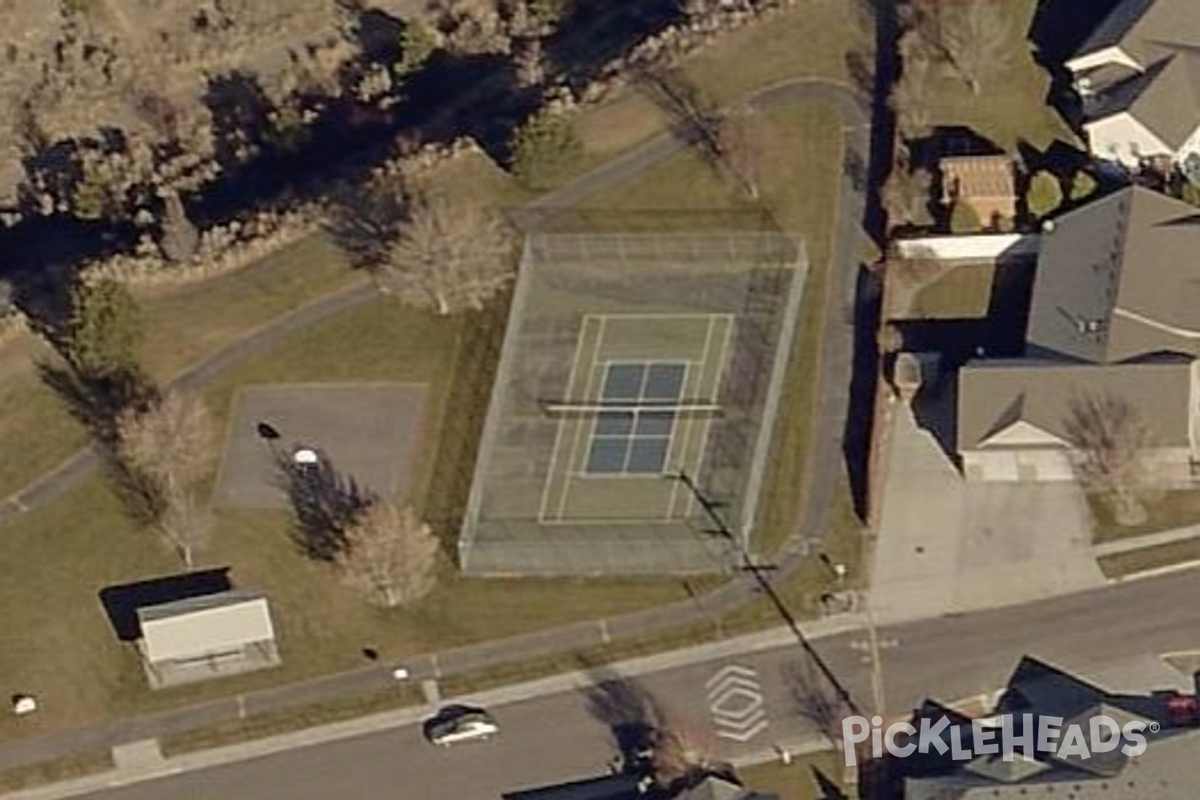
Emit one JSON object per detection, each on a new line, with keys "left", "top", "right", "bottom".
{"left": 958, "top": 186, "right": 1200, "bottom": 482}
{"left": 1065, "top": 0, "right": 1200, "bottom": 166}
{"left": 903, "top": 657, "right": 1200, "bottom": 799}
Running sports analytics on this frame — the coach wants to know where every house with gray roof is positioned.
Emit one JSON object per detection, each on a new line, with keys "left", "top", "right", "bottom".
{"left": 903, "top": 657, "right": 1200, "bottom": 800}
{"left": 1065, "top": 0, "right": 1200, "bottom": 166}
{"left": 957, "top": 187, "right": 1200, "bottom": 482}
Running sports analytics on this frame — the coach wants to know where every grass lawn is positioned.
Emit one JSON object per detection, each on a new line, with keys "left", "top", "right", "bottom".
{"left": 0, "top": 297, "right": 700, "bottom": 743}
{"left": 1098, "top": 538, "right": 1200, "bottom": 581}
{"left": 586, "top": 100, "right": 854, "bottom": 563}
{"left": 0, "top": 22, "right": 867, "bottom": 746}
{"left": 680, "top": 0, "right": 869, "bottom": 105}
{"left": 0, "top": 334, "right": 88, "bottom": 499}
{"left": 0, "top": 750, "right": 114, "bottom": 794}
{"left": 134, "top": 234, "right": 358, "bottom": 381}
{"left": 158, "top": 685, "right": 425, "bottom": 757}
{"left": 899, "top": 263, "right": 995, "bottom": 320}
{"left": 572, "top": 0, "right": 869, "bottom": 169}
{"left": 1089, "top": 490, "right": 1200, "bottom": 545}
{"left": 912, "top": 0, "right": 1076, "bottom": 152}
{"left": 0, "top": 150, "right": 516, "bottom": 505}
{"left": 736, "top": 752, "right": 856, "bottom": 800}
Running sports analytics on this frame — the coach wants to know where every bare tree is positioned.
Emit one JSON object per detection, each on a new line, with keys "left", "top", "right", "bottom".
{"left": 940, "top": 0, "right": 1011, "bottom": 95}
{"left": 1064, "top": 393, "right": 1155, "bottom": 526}
{"left": 905, "top": 0, "right": 1010, "bottom": 96}
{"left": 647, "top": 716, "right": 720, "bottom": 790}
{"left": 379, "top": 193, "right": 515, "bottom": 315}
{"left": 784, "top": 660, "right": 853, "bottom": 746}
{"left": 116, "top": 390, "right": 215, "bottom": 566}
{"left": 336, "top": 501, "right": 440, "bottom": 607}
{"left": 716, "top": 107, "right": 773, "bottom": 200}
{"left": 117, "top": 390, "right": 213, "bottom": 490}
{"left": 881, "top": 163, "right": 933, "bottom": 231}
{"left": 891, "top": 40, "right": 932, "bottom": 139}
{"left": 157, "top": 484, "right": 211, "bottom": 569}
{"left": 514, "top": 37, "right": 546, "bottom": 87}
{"left": 581, "top": 673, "right": 722, "bottom": 790}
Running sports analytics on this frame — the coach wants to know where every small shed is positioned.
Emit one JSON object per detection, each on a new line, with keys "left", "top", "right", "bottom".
{"left": 136, "top": 589, "right": 280, "bottom": 689}
{"left": 939, "top": 155, "right": 1017, "bottom": 228}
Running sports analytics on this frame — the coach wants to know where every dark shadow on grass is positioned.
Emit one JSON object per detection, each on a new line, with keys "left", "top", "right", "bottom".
{"left": 99, "top": 568, "right": 232, "bottom": 641}
{"left": 37, "top": 361, "right": 164, "bottom": 525}
{"left": 423, "top": 295, "right": 510, "bottom": 562}
{"left": 274, "top": 450, "right": 373, "bottom": 561}
{"left": 812, "top": 766, "right": 849, "bottom": 800}
{"left": 843, "top": 265, "right": 882, "bottom": 520}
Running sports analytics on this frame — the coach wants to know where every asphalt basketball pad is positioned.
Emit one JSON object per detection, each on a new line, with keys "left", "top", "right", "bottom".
{"left": 538, "top": 313, "right": 734, "bottom": 524}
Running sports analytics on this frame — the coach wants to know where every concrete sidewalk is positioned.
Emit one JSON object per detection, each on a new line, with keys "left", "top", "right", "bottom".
{"left": 0, "top": 619, "right": 862, "bottom": 800}
{"left": 1094, "top": 523, "right": 1200, "bottom": 558}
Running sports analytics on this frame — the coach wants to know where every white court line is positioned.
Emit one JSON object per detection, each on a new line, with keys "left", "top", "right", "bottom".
{"left": 684, "top": 316, "right": 736, "bottom": 519}
{"left": 539, "top": 315, "right": 596, "bottom": 523}
{"left": 668, "top": 324, "right": 713, "bottom": 519}
{"left": 556, "top": 314, "right": 608, "bottom": 521}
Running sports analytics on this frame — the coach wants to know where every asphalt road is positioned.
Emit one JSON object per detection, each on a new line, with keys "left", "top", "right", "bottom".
{"left": 79, "top": 570, "right": 1200, "bottom": 800}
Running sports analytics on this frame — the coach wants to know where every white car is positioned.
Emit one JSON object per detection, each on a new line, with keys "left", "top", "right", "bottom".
{"left": 423, "top": 706, "right": 500, "bottom": 746}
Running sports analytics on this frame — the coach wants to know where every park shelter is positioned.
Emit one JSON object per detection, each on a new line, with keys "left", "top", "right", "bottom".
{"left": 137, "top": 589, "right": 280, "bottom": 689}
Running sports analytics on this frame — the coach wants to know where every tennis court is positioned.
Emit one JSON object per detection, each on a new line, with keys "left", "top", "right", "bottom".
{"left": 539, "top": 313, "right": 733, "bottom": 524}
{"left": 460, "top": 230, "right": 808, "bottom": 575}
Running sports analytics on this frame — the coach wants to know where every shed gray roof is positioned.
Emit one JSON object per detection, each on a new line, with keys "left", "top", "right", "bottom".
{"left": 138, "top": 589, "right": 276, "bottom": 663}
{"left": 957, "top": 358, "right": 1194, "bottom": 451}
{"left": 1027, "top": 187, "right": 1200, "bottom": 364}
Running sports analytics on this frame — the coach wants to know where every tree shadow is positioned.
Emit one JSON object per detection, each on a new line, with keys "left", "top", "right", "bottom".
{"left": 783, "top": 658, "right": 855, "bottom": 746}
{"left": 273, "top": 449, "right": 373, "bottom": 561}
{"left": 204, "top": 71, "right": 276, "bottom": 168}
{"left": 545, "top": 0, "right": 682, "bottom": 89}
{"left": 580, "top": 668, "right": 663, "bottom": 763}
{"left": 324, "top": 182, "right": 408, "bottom": 271}
{"left": 635, "top": 65, "right": 720, "bottom": 170}
{"left": 812, "top": 766, "right": 849, "bottom": 800}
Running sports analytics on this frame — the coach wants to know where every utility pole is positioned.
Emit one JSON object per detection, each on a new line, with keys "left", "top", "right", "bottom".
{"left": 667, "top": 471, "right": 862, "bottom": 716}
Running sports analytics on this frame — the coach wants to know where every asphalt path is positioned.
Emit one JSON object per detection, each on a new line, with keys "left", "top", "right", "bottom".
{"left": 75, "top": 569, "right": 1200, "bottom": 800}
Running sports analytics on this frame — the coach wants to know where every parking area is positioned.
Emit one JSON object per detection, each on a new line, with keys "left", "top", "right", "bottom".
{"left": 215, "top": 383, "right": 429, "bottom": 509}
{"left": 869, "top": 403, "right": 1106, "bottom": 624}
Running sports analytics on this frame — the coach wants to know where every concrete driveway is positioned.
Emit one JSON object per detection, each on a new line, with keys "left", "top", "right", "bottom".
{"left": 869, "top": 403, "right": 1106, "bottom": 624}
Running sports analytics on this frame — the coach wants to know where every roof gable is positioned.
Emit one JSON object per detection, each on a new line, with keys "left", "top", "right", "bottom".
{"left": 978, "top": 419, "right": 1069, "bottom": 448}
{"left": 957, "top": 359, "right": 1194, "bottom": 452}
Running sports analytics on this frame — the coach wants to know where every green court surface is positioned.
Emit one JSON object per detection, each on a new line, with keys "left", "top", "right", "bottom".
{"left": 460, "top": 229, "right": 808, "bottom": 575}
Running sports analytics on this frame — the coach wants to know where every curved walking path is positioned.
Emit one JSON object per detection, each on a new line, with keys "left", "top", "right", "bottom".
{"left": 0, "top": 78, "right": 870, "bottom": 773}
